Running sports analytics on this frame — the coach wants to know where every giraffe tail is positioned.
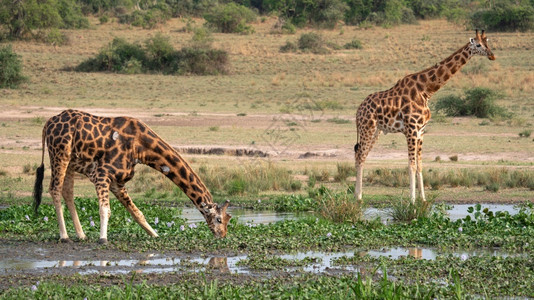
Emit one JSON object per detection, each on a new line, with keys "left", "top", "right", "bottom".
{"left": 354, "top": 113, "right": 360, "bottom": 153}
{"left": 33, "top": 127, "right": 46, "bottom": 215}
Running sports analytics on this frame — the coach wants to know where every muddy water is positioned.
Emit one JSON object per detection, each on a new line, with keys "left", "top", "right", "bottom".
{"left": 182, "top": 207, "right": 299, "bottom": 225}
{"left": 0, "top": 245, "right": 516, "bottom": 276}
{"left": 181, "top": 204, "right": 519, "bottom": 225}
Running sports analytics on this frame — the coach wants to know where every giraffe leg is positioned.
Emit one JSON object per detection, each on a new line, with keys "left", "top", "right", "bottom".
{"left": 110, "top": 184, "right": 158, "bottom": 237}
{"left": 406, "top": 136, "right": 418, "bottom": 204}
{"left": 416, "top": 138, "right": 426, "bottom": 201}
{"left": 63, "top": 167, "right": 86, "bottom": 240}
{"left": 354, "top": 124, "right": 379, "bottom": 201}
{"left": 49, "top": 157, "right": 71, "bottom": 243}
{"left": 92, "top": 174, "right": 112, "bottom": 244}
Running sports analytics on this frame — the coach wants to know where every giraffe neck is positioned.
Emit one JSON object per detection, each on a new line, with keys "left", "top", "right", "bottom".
{"left": 415, "top": 43, "right": 474, "bottom": 97}
{"left": 137, "top": 134, "right": 215, "bottom": 216}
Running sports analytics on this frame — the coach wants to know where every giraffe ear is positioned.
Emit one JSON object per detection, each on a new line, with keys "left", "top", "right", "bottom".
{"left": 470, "top": 38, "right": 475, "bottom": 45}
{"left": 219, "top": 200, "right": 230, "bottom": 214}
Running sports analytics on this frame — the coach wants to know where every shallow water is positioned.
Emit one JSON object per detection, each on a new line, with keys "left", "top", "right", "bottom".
{"left": 182, "top": 207, "right": 299, "bottom": 225}
{"left": 180, "top": 203, "right": 520, "bottom": 225}
{"left": 0, "top": 246, "right": 516, "bottom": 276}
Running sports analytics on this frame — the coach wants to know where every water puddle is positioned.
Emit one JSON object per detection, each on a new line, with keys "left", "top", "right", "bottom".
{"left": 0, "top": 246, "right": 516, "bottom": 276}
{"left": 446, "top": 204, "right": 519, "bottom": 221}
{"left": 181, "top": 207, "right": 299, "bottom": 225}
{"left": 184, "top": 204, "right": 520, "bottom": 225}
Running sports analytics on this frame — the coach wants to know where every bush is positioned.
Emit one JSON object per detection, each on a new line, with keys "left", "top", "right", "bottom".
{"left": 298, "top": 33, "right": 330, "bottom": 54}
{"left": 470, "top": 4, "right": 534, "bottom": 32}
{"left": 76, "top": 38, "right": 147, "bottom": 73}
{"left": 118, "top": 4, "right": 172, "bottom": 29}
{"left": 0, "top": 0, "right": 88, "bottom": 39}
{"left": 75, "top": 36, "right": 228, "bottom": 75}
{"left": 279, "top": 41, "right": 298, "bottom": 53}
{"left": 307, "top": 0, "right": 348, "bottom": 29}
{"left": 0, "top": 45, "right": 27, "bottom": 88}
{"left": 343, "top": 39, "right": 363, "bottom": 49}
{"left": 434, "top": 88, "right": 511, "bottom": 119}
{"left": 45, "top": 28, "right": 70, "bottom": 46}
{"left": 204, "top": 3, "right": 256, "bottom": 34}
{"left": 177, "top": 47, "right": 228, "bottom": 75}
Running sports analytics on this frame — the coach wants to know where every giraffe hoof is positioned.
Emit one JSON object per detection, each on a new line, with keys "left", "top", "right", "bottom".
{"left": 60, "top": 238, "right": 73, "bottom": 243}
{"left": 98, "top": 238, "right": 108, "bottom": 244}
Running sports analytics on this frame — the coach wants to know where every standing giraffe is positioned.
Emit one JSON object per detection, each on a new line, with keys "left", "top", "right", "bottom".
{"left": 33, "top": 109, "right": 231, "bottom": 243}
{"left": 354, "top": 30, "right": 495, "bottom": 203}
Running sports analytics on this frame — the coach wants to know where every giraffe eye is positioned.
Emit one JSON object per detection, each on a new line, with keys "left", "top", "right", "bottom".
{"left": 476, "top": 44, "right": 481, "bottom": 47}
{"left": 216, "top": 217, "right": 222, "bottom": 223}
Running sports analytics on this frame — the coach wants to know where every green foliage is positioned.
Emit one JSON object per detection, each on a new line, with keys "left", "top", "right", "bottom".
{"left": 118, "top": 3, "right": 172, "bottom": 29}
{"left": 0, "top": 45, "right": 27, "bottom": 88}
{"left": 203, "top": 3, "right": 256, "bottom": 34}
{"left": 389, "top": 196, "right": 434, "bottom": 221}
{"left": 266, "top": 0, "right": 348, "bottom": 28}
{"left": 314, "top": 186, "right": 364, "bottom": 223}
{"left": 298, "top": 32, "right": 330, "bottom": 54}
{"left": 75, "top": 35, "right": 228, "bottom": 75}
{"left": 275, "top": 194, "right": 317, "bottom": 212}
{"left": 177, "top": 47, "right": 228, "bottom": 75}
{"left": 79, "top": 0, "right": 134, "bottom": 15}
{"left": 343, "top": 39, "right": 363, "bottom": 49}
{"left": 0, "top": 0, "right": 88, "bottom": 39}
{"left": 45, "top": 28, "right": 70, "bottom": 46}
{"left": 279, "top": 40, "right": 298, "bottom": 53}
{"left": 470, "top": 2, "right": 534, "bottom": 32}
{"left": 435, "top": 87, "right": 511, "bottom": 119}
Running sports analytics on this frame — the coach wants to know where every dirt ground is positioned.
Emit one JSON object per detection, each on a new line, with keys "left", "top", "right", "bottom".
{"left": 1, "top": 106, "right": 532, "bottom": 164}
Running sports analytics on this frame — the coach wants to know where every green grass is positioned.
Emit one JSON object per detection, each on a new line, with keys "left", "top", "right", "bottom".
{"left": 0, "top": 271, "right": 481, "bottom": 299}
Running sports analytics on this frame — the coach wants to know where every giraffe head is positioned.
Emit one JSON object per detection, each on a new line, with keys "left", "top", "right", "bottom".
{"left": 469, "top": 29, "right": 495, "bottom": 60}
{"left": 201, "top": 200, "right": 232, "bottom": 238}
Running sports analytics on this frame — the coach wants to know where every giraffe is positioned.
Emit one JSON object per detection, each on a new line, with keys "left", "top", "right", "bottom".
{"left": 33, "top": 109, "right": 231, "bottom": 244}
{"left": 354, "top": 30, "right": 495, "bottom": 203}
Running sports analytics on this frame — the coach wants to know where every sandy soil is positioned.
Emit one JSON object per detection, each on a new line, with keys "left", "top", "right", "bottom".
{"left": 1, "top": 106, "right": 532, "bottom": 164}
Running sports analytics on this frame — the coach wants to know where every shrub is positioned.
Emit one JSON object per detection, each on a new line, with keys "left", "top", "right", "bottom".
{"left": 75, "top": 36, "right": 228, "bottom": 75}
{"left": 45, "top": 28, "right": 70, "bottom": 46}
{"left": 118, "top": 4, "right": 172, "bottom": 29}
{"left": 57, "top": 0, "right": 90, "bottom": 29}
{"left": 204, "top": 3, "right": 256, "bottom": 34}
{"left": 76, "top": 38, "right": 147, "bottom": 73}
{"left": 279, "top": 41, "right": 298, "bottom": 53}
{"left": 0, "top": 0, "right": 88, "bottom": 39}
{"left": 177, "top": 47, "right": 228, "bottom": 75}
{"left": 434, "top": 88, "right": 511, "bottom": 119}
{"left": 0, "top": 45, "right": 27, "bottom": 88}
{"left": 307, "top": 0, "right": 348, "bottom": 29}
{"left": 343, "top": 39, "right": 363, "bottom": 49}
{"left": 298, "top": 33, "right": 329, "bottom": 54}
{"left": 470, "top": 4, "right": 534, "bottom": 32}
{"left": 190, "top": 27, "right": 213, "bottom": 48}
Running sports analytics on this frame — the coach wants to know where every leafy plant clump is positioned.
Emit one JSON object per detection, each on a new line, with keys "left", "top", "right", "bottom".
{"left": 470, "top": 3, "right": 534, "bottom": 32}
{"left": 434, "top": 87, "right": 511, "bottom": 119}
{"left": 0, "top": 0, "right": 88, "bottom": 39}
{"left": 0, "top": 45, "right": 27, "bottom": 88}
{"left": 118, "top": 3, "right": 172, "bottom": 29}
{"left": 203, "top": 3, "right": 256, "bottom": 34}
{"left": 75, "top": 34, "right": 228, "bottom": 75}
